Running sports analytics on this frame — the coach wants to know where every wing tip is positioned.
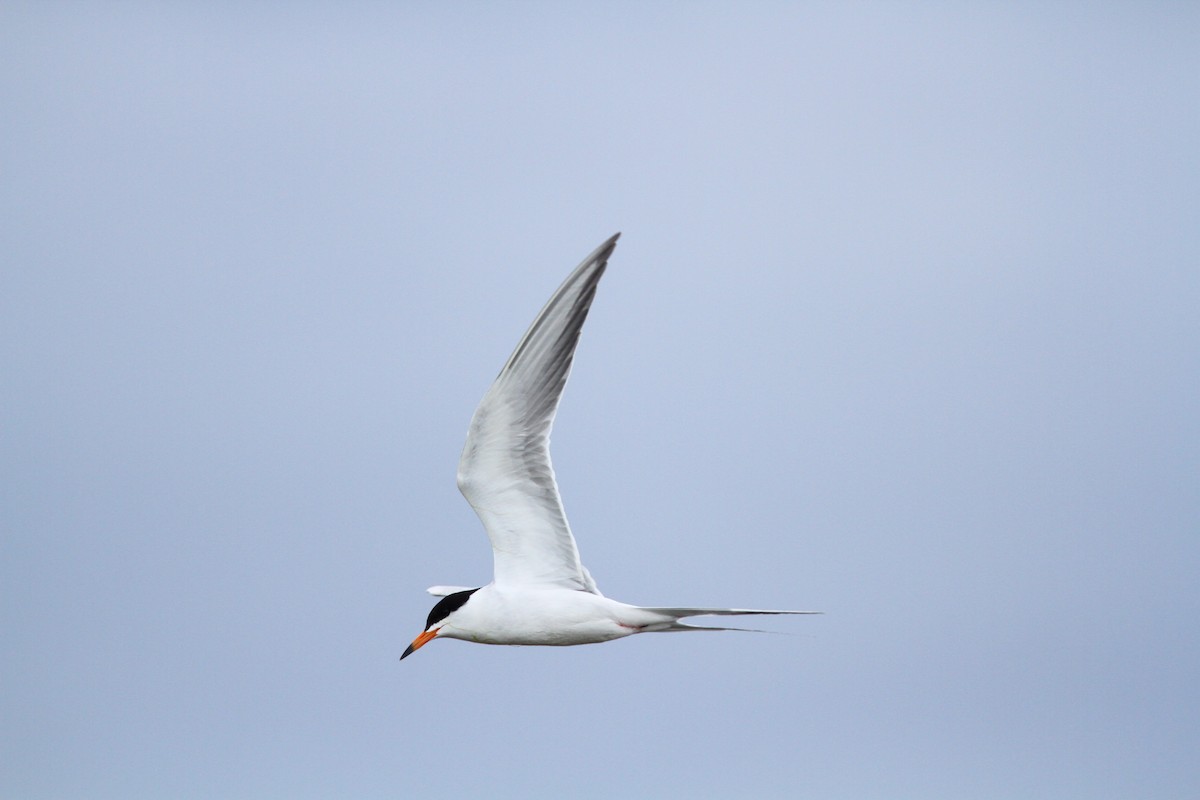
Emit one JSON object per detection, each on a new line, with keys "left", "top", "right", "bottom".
{"left": 426, "top": 585, "right": 474, "bottom": 597}
{"left": 590, "top": 232, "right": 620, "bottom": 264}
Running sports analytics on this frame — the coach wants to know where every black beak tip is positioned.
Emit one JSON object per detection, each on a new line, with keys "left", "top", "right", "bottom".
{"left": 400, "top": 644, "right": 416, "bottom": 661}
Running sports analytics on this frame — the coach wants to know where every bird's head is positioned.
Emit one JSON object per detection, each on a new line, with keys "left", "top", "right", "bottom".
{"left": 401, "top": 587, "right": 480, "bottom": 660}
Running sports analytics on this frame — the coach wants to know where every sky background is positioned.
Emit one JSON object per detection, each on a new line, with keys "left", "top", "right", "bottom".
{"left": 3, "top": 3, "right": 1198, "bottom": 799}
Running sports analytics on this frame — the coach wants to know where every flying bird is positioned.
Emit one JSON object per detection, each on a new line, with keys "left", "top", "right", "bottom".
{"left": 402, "top": 234, "right": 815, "bottom": 660}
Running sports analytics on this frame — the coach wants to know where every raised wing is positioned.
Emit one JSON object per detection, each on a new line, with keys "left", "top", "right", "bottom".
{"left": 456, "top": 234, "right": 619, "bottom": 593}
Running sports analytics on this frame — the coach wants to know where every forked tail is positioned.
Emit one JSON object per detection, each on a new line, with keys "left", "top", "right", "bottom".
{"left": 638, "top": 606, "right": 821, "bottom": 634}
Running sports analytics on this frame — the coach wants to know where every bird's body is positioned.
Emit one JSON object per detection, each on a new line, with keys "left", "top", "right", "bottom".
{"left": 402, "top": 234, "right": 815, "bottom": 660}
{"left": 433, "top": 585, "right": 673, "bottom": 647}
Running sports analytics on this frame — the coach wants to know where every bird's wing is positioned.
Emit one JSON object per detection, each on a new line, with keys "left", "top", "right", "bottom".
{"left": 456, "top": 234, "right": 619, "bottom": 593}
{"left": 426, "top": 585, "right": 474, "bottom": 597}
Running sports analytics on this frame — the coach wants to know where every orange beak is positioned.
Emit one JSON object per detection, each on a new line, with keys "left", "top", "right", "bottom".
{"left": 401, "top": 628, "right": 438, "bottom": 660}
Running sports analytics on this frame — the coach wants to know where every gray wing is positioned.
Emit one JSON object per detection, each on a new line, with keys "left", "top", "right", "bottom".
{"left": 456, "top": 234, "right": 619, "bottom": 592}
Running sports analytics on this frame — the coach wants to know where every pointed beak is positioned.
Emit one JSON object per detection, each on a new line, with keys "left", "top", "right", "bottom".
{"left": 401, "top": 628, "right": 439, "bottom": 660}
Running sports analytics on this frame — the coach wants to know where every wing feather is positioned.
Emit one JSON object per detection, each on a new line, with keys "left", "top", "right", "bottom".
{"left": 456, "top": 234, "right": 619, "bottom": 592}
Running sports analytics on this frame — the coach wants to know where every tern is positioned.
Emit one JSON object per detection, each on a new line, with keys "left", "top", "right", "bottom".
{"left": 402, "top": 234, "right": 815, "bottom": 660}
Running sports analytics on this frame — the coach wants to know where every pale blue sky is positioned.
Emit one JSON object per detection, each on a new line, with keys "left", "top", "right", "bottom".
{"left": 3, "top": 4, "right": 1198, "bottom": 799}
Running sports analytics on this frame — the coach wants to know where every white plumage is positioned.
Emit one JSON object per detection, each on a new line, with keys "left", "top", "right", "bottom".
{"left": 402, "top": 234, "right": 815, "bottom": 660}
